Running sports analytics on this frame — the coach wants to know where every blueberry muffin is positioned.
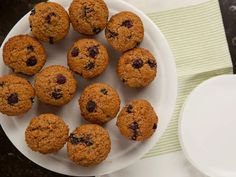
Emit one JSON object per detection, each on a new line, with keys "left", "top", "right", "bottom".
{"left": 34, "top": 65, "right": 77, "bottom": 106}
{"left": 79, "top": 83, "right": 120, "bottom": 125}
{"left": 67, "top": 124, "right": 111, "bottom": 166}
{"left": 29, "top": 2, "right": 70, "bottom": 43}
{"left": 117, "top": 48, "right": 157, "bottom": 88}
{"left": 69, "top": 0, "right": 109, "bottom": 35}
{"left": 105, "top": 11, "right": 144, "bottom": 52}
{"left": 3, "top": 35, "right": 46, "bottom": 75}
{"left": 0, "top": 75, "right": 35, "bottom": 116}
{"left": 67, "top": 39, "right": 109, "bottom": 79}
{"left": 116, "top": 99, "right": 158, "bottom": 141}
{"left": 25, "top": 114, "right": 69, "bottom": 154}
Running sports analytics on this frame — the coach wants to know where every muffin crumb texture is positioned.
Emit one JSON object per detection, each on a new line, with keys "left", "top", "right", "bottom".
{"left": 67, "top": 124, "right": 111, "bottom": 166}
{"left": 79, "top": 83, "right": 120, "bottom": 124}
{"left": 25, "top": 114, "right": 69, "bottom": 154}
{"left": 69, "top": 0, "right": 109, "bottom": 35}
{"left": 105, "top": 11, "right": 144, "bottom": 52}
{"left": 117, "top": 99, "right": 158, "bottom": 141}
{"left": 29, "top": 2, "right": 70, "bottom": 43}
{"left": 0, "top": 75, "right": 35, "bottom": 116}
{"left": 117, "top": 48, "right": 157, "bottom": 88}
{"left": 34, "top": 65, "right": 77, "bottom": 106}
{"left": 3, "top": 35, "right": 46, "bottom": 75}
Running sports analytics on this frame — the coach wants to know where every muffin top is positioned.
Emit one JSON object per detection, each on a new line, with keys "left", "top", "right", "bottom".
{"left": 79, "top": 83, "right": 120, "bottom": 124}
{"left": 67, "top": 124, "right": 111, "bottom": 166}
{"left": 3, "top": 35, "right": 46, "bottom": 75}
{"left": 105, "top": 11, "right": 144, "bottom": 52}
{"left": 0, "top": 75, "right": 35, "bottom": 116}
{"left": 29, "top": 2, "right": 70, "bottom": 43}
{"left": 67, "top": 39, "right": 109, "bottom": 79}
{"left": 69, "top": 0, "right": 109, "bottom": 35}
{"left": 25, "top": 113, "right": 69, "bottom": 154}
{"left": 117, "top": 99, "right": 158, "bottom": 141}
{"left": 117, "top": 48, "right": 157, "bottom": 88}
{"left": 34, "top": 65, "right": 77, "bottom": 106}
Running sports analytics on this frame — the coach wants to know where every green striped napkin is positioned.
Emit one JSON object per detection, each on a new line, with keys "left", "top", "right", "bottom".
{"left": 144, "top": 0, "right": 232, "bottom": 158}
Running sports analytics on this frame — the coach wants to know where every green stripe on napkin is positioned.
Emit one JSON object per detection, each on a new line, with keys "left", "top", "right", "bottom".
{"left": 144, "top": 0, "right": 232, "bottom": 158}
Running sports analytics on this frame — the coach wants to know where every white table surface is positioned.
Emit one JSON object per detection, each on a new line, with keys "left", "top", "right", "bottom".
{"left": 99, "top": 151, "right": 207, "bottom": 177}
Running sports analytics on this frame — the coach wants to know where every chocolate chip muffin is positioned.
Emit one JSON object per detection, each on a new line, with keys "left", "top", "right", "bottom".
{"left": 29, "top": 2, "right": 70, "bottom": 43}
{"left": 105, "top": 11, "right": 144, "bottom": 52}
{"left": 0, "top": 75, "right": 35, "bottom": 116}
{"left": 116, "top": 99, "right": 158, "bottom": 141}
{"left": 67, "top": 124, "right": 111, "bottom": 166}
{"left": 117, "top": 48, "right": 157, "bottom": 88}
{"left": 34, "top": 65, "right": 77, "bottom": 106}
{"left": 69, "top": 0, "right": 109, "bottom": 35}
{"left": 79, "top": 83, "right": 120, "bottom": 125}
{"left": 3, "top": 35, "right": 46, "bottom": 76}
{"left": 25, "top": 114, "right": 69, "bottom": 154}
{"left": 67, "top": 39, "right": 109, "bottom": 79}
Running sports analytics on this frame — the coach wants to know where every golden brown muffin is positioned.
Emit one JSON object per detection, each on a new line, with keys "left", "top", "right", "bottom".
{"left": 117, "top": 48, "right": 157, "bottom": 88}
{"left": 69, "top": 0, "right": 109, "bottom": 35}
{"left": 25, "top": 114, "right": 69, "bottom": 154}
{"left": 67, "top": 39, "right": 109, "bottom": 79}
{"left": 29, "top": 2, "right": 70, "bottom": 43}
{"left": 79, "top": 83, "right": 120, "bottom": 125}
{"left": 34, "top": 65, "right": 77, "bottom": 106}
{"left": 105, "top": 11, "right": 144, "bottom": 52}
{"left": 67, "top": 124, "right": 111, "bottom": 166}
{"left": 116, "top": 99, "right": 158, "bottom": 141}
{"left": 3, "top": 35, "right": 46, "bottom": 75}
{"left": 0, "top": 75, "right": 35, "bottom": 116}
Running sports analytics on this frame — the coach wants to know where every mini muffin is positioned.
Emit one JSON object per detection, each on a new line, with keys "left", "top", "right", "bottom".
{"left": 3, "top": 35, "right": 46, "bottom": 75}
{"left": 67, "top": 39, "right": 109, "bottom": 79}
{"left": 105, "top": 11, "right": 144, "bottom": 52}
{"left": 79, "top": 83, "right": 120, "bottom": 124}
{"left": 117, "top": 48, "right": 157, "bottom": 88}
{"left": 0, "top": 75, "right": 35, "bottom": 116}
{"left": 69, "top": 0, "right": 109, "bottom": 35}
{"left": 29, "top": 2, "right": 70, "bottom": 43}
{"left": 116, "top": 99, "right": 158, "bottom": 141}
{"left": 34, "top": 65, "right": 77, "bottom": 106}
{"left": 25, "top": 114, "right": 69, "bottom": 154}
{"left": 67, "top": 124, "right": 111, "bottom": 166}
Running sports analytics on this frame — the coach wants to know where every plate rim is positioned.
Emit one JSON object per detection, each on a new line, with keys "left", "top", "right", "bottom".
{"left": 0, "top": 0, "right": 178, "bottom": 176}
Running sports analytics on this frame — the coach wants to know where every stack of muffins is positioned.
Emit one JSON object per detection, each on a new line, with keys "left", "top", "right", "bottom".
{"left": 0, "top": 0, "right": 158, "bottom": 167}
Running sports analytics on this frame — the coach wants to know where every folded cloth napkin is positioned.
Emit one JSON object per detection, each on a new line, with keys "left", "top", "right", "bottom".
{"left": 145, "top": 0, "right": 232, "bottom": 158}
{"left": 124, "top": 0, "right": 209, "bottom": 13}
{"left": 99, "top": 0, "right": 232, "bottom": 176}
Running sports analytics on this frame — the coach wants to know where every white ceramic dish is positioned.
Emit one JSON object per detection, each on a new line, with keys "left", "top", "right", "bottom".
{"left": 0, "top": 0, "right": 177, "bottom": 176}
{"left": 179, "top": 75, "right": 236, "bottom": 177}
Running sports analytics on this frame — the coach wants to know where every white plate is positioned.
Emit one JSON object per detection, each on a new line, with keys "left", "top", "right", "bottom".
{"left": 0, "top": 0, "right": 177, "bottom": 176}
{"left": 179, "top": 75, "right": 236, "bottom": 177}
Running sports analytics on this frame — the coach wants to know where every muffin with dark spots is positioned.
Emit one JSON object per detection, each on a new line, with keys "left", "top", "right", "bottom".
{"left": 67, "top": 124, "right": 111, "bottom": 166}
{"left": 116, "top": 99, "right": 158, "bottom": 141}
{"left": 69, "top": 0, "right": 109, "bottom": 35}
{"left": 105, "top": 11, "right": 144, "bottom": 52}
{"left": 25, "top": 114, "right": 69, "bottom": 154}
{"left": 0, "top": 75, "right": 35, "bottom": 116}
{"left": 67, "top": 39, "right": 109, "bottom": 79}
{"left": 79, "top": 83, "right": 120, "bottom": 124}
{"left": 117, "top": 48, "right": 157, "bottom": 88}
{"left": 3, "top": 35, "right": 46, "bottom": 75}
{"left": 29, "top": 2, "right": 70, "bottom": 43}
{"left": 34, "top": 65, "right": 77, "bottom": 106}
